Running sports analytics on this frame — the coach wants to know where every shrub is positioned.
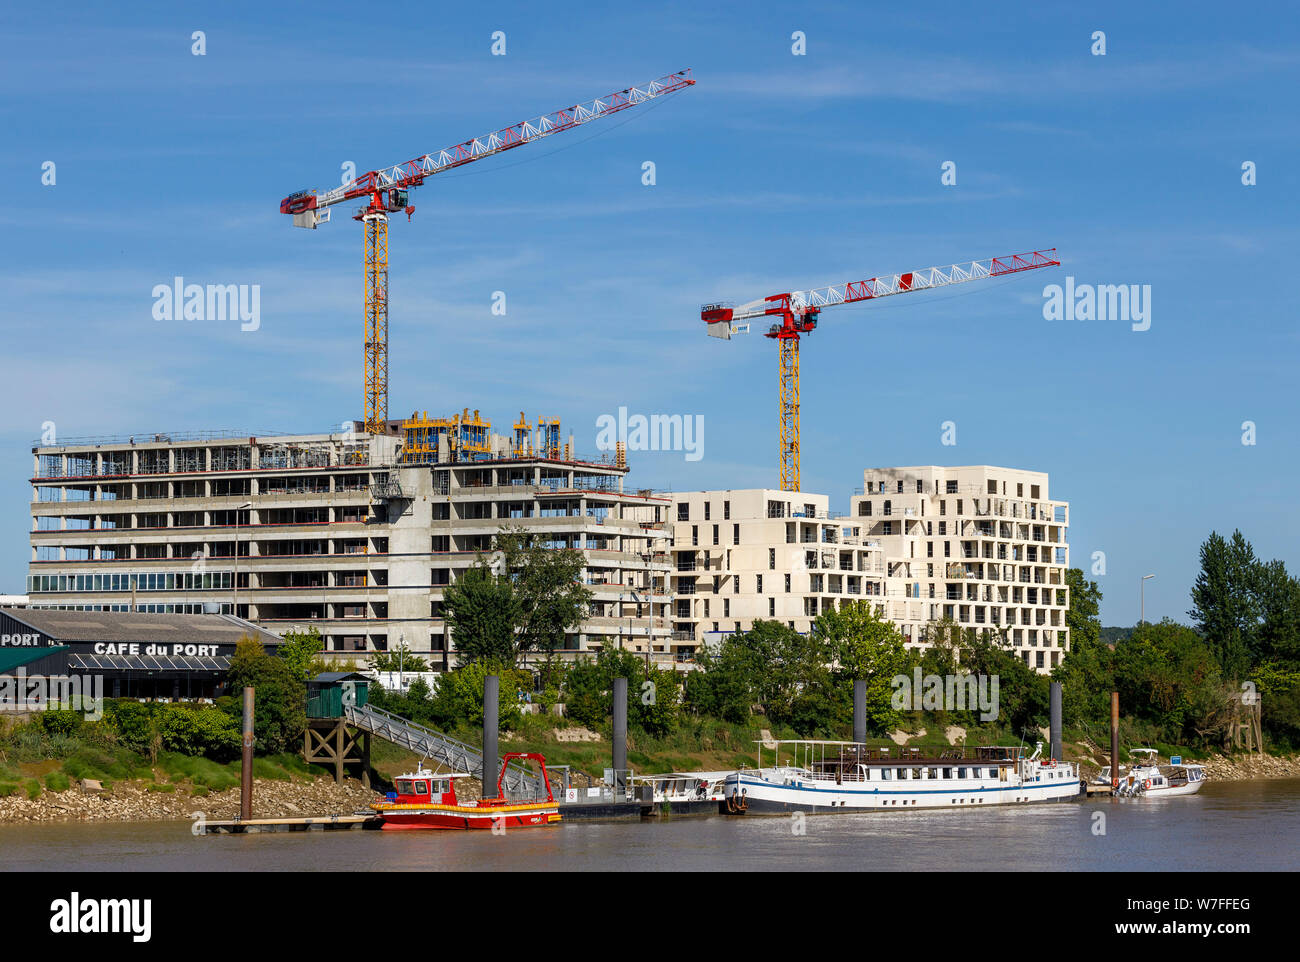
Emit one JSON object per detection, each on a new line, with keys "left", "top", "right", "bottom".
{"left": 0, "top": 783, "right": 18, "bottom": 798}
{"left": 38, "top": 709, "right": 84, "bottom": 738}
{"left": 157, "top": 705, "right": 241, "bottom": 760}
{"left": 106, "top": 701, "right": 156, "bottom": 754}
{"left": 24, "top": 779, "right": 41, "bottom": 800}
{"left": 44, "top": 771, "right": 71, "bottom": 792}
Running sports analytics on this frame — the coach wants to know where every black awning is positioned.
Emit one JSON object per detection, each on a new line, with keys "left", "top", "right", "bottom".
{"left": 68, "top": 652, "right": 231, "bottom": 674}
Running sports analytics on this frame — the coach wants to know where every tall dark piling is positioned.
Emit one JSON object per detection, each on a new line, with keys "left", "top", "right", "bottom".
{"left": 482, "top": 674, "right": 499, "bottom": 798}
{"left": 613, "top": 677, "right": 628, "bottom": 794}
{"left": 240, "top": 686, "right": 254, "bottom": 820}
{"left": 853, "top": 679, "right": 866, "bottom": 745}
{"left": 1049, "top": 682, "right": 1062, "bottom": 760}
{"left": 1110, "top": 691, "right": 1120, "bottom": 787}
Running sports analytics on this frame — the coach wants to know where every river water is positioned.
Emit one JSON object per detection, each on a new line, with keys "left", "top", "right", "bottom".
{"left": 2, "top": 779, "right": 1297, "bottom": 871}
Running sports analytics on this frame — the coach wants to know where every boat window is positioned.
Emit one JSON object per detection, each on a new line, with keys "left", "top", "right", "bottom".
{"left": 971, "top": 768, "right": 981, "bottom": 778}
{"left": 943, "top": 768, "right": 952, "bottom": 779}
{"left": 896, "top": 768, "right": 905, "bottom": 780}
{"left": 436, "top": 780, "right": 448, "bottom": 793}
{"left": 880, "top": 769, "right": 890, "bottom": 780}
{"left": 396, "top": 780, "right": 412, "bottom": 794}
{"left": 957, "top": 768, "right": 966, "bottom": 779}
{"left": 413, "top": 781, "right": 429, "bottom": 795}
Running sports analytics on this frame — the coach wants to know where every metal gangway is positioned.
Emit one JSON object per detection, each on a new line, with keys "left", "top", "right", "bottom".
{"left": 342, "top": 703, "right": 545, "bottom": 797}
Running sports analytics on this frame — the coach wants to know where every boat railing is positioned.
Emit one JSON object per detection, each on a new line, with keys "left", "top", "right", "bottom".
{"left": 816, "top": 746, "right": 1020, "bottom": 766}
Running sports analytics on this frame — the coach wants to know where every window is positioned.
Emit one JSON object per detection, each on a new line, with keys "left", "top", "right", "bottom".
{"left": 677, "top": 503, "right": 689, "bottom": 521}
{"left": 724, "top": 500, "right": 730, "bottom": 520}
{"left": 704, "top": 501, "right": 710, "bottom": 520}
{"left": 860, "top": 501, "right": 871, "bottom": 516}
{"left": 723, "top": 598, "right": 730, "bottom": 617}
{"left": 713, "top": 524, "right": 719, "bottom": 546}
{"left": 769, "top": 598, "right": 775, "bottom": 616}
{"left": 946, "top": 480, "right": 958, "bottom": 494}
{"left": 916, "top": 480, "right": 924, "bottom": 493}
{"left": 944, "top": 542, "right": 951, "bottom": 557}
{"left": 769, "top": 548, "right": 775, "bottom": 570}
{"left": 733, "top": 523, "right": 740, "bottom": 545}
{"left": 756, "top": 575, "right": 763, "bottom": 593}
{"left": 882, "top": 500, "right": 891, "bottom": 516}
{"left": 784, "top": 573, "right": 791, "bottom": 592}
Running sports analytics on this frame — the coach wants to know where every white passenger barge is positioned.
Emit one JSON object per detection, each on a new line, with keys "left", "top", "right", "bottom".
{"left": 722, "top": 740, "right": 1081, "bottom": 814}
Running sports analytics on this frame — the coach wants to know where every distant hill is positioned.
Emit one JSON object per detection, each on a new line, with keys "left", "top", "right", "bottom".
{"left": 1100, "top": 626, "right": 1134, "bottom": 645}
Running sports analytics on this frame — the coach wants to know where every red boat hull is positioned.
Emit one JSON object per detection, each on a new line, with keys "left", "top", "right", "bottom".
{"left": 375, "top": 804, "right": 561, "bottom": 831}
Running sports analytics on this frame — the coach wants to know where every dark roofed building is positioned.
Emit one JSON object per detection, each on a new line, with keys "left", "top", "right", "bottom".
{"left": 0, "top": 608, "right": 282, "bottom": 700}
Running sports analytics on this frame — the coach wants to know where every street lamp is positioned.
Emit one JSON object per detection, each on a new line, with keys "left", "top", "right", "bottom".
{"left": 233, "top": 501, "right": 252, "bottom": 617}
{"left": 1140, "top": 574, "right": 1155, "bottom": 627}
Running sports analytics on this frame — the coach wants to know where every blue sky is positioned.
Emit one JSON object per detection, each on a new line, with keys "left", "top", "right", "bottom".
{"left": 2, "top": 1, "right": 1298, "bottom": 626}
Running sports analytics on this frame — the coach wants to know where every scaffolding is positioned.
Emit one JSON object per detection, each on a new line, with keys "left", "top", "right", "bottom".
{"left": 400, "top": 408, "right": 492, "bottom": 465}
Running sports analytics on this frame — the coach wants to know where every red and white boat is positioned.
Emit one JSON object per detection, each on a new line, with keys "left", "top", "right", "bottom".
{"left": 372, "top": 752, "right": 562, "bottom": 830}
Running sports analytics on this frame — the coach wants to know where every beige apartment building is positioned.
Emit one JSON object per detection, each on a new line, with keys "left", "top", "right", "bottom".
{"left": 27, "top": 425, "right": 675, "bottom": 668}
{"left": 850, "top": 465, "right": 1071, "bottom": 672}
{"left": 667, "top": 468, "right": 1069, "bottom": 674}
{"left": 667, "top": 489, "right": 889, "bottom": 655}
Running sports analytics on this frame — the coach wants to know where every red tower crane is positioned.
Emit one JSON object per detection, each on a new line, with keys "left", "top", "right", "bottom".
{"left": 280, "top": 69, "right": 695, "bottom": 433}
{"left": 701, "top": 249, "right": 1061, "bottom": 491}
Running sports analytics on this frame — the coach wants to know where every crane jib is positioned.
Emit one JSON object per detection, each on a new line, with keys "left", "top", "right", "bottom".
{"left": 278, "top": 69, "right": 694, "bottom": 217}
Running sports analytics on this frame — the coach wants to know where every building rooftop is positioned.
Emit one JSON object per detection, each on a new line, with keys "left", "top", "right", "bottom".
{"left": 0, "top": 609, "right": 282, "bottom": 647}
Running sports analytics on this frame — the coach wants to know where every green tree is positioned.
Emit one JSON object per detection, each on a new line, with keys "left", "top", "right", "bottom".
{"left": 367, "top": 644, "right": 429, "bottom": 673}
{"left": 1113, "top": 619, "right": 1225, "bottom": 743}
{"left": 563, "top": 650, "right": 682, "bottom": 736}
{"left": 685, "top": 621, "right": 836, "bottom": 734}
{"left": 493, "top": 527, "right": 594, "bottom": 660}
{"left": 427, "top": 661, "right": 529, "bottom": 732}
{"left": 443, "top": 563, "right": 521, "bottom": 664}
{"left": 1065, "top": 568, "right": 1102, "bottom": 650}
{"left": 811, "top": 600, "right": 909, "bottom": 735}
{"left": 1189, "top": 530, "right": 1261, "bottom": 679}
{"left": 279, "top": 626, "right": 324, "bottom": 682}
{"left": 224, "top": 637, "right": 307, "bottom": 754}
{"left": 1253, "top": 559, "right": 1300, "bottom": 664}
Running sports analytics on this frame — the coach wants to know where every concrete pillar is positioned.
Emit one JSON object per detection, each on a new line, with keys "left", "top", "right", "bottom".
{"left": 1049, "top": 682, "right": 1062, "bottom": 760}
{"left": 612, "top": 677, "right": 628, "bottom": 794}
{"left": 482, "top": 674, "right": 499, "bottom": 799}
{"left": 853, "top": 679, "right": 866, "bottom": 745}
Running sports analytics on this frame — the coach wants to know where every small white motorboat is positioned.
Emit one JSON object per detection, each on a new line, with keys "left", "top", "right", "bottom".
{"left": 1114, "top": 748, "right": 1206, "bottom": 797}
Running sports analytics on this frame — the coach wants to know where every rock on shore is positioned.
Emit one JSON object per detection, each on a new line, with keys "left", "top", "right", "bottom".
{"left": 1198, "top": 752, "right": 1300, "bottom": 781}
{"left": 0, "top": 777, "right": 380, "bottom": 825}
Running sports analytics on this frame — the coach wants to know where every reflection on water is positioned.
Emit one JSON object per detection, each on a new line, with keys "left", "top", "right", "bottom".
{"left": 2, "top": 779, "right": 1297, "bottom": 872}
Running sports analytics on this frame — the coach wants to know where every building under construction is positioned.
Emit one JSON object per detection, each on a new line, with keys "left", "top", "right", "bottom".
{"left": 28, "top": 413, "right": 675, "bottom": 668}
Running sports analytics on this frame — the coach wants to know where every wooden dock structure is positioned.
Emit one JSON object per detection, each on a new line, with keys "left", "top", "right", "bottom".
{"left": 198, "top": 814, "right": 379, "bottom": 834}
